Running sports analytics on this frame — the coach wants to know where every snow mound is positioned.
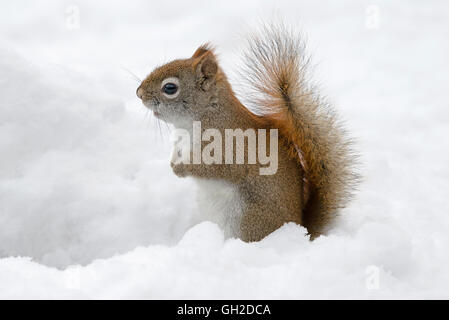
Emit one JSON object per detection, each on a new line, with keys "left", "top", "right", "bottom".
{"left": 0, "top": 47, "right": 198, "bottom": 268}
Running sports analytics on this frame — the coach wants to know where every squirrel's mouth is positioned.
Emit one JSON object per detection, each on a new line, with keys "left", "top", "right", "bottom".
{"left": 142, "top": 99, "right": 162, "bottom": 119}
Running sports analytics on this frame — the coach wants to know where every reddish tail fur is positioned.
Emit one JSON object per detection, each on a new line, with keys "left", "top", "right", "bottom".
{"left": 240, "top": 24, "right": 358, "bottom": 237}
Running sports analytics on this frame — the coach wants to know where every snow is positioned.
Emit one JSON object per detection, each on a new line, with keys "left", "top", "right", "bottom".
{"left": 1, "top": 0, "right": 449, "bottom": 299}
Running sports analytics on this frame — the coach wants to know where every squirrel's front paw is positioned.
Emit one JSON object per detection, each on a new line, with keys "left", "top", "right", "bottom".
{"left": 170, "top": 162, "right": 188, "bottom": 177}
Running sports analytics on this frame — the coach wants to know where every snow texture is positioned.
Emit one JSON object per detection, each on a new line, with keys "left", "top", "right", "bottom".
{"left": 1, "top": 0, "right": 448, "bottom": 299}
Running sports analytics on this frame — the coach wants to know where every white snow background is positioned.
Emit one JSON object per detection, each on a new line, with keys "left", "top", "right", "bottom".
{"left": 1, "top": 0, "right": 448, "bottom": 299}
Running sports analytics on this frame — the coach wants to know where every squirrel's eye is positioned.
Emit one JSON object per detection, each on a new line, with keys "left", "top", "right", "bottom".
{"left": 163, "top": 83, "right": 178, "bottom": 95}
{"left": 161, "top": 77, "right": 180, "bottom": 98}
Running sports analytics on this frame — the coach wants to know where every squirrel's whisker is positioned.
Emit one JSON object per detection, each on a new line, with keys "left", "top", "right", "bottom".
{"left": 121, "top": 66, "right": 142, "bottom": 82}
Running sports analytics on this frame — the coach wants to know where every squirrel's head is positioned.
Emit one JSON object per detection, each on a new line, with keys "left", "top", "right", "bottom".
{"left": 137, "top": 45, "right": 223, "bottom": 128}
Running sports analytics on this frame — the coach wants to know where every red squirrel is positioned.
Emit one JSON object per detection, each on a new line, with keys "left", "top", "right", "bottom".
{"left": 136, "top": 24, "right": 357, "bottom": 241}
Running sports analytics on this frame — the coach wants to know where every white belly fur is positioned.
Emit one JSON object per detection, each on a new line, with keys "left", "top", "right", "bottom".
{"left": 194, "top": 178, "right": 243, "bottom": 238}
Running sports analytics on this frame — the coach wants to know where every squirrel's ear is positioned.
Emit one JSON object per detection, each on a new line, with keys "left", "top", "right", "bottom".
{"left": 192, "top": 45, "right": 210, "bottom": 59}
{"left": 193, "top": 51, "right": 217, "bottom": 91}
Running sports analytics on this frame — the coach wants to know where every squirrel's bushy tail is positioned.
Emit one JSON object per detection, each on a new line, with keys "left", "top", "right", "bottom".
{"left": 240, "top": 23, "right": 358, "bottom": 238}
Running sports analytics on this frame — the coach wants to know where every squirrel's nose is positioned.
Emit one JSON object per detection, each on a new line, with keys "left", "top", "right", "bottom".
{"left": 136, "top": 87, "right": 145, "bottom": 99}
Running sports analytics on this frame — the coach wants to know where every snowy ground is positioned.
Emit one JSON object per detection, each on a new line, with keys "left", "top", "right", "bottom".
{"left": 1, "top": 0, "right": 449, "bottom": 299}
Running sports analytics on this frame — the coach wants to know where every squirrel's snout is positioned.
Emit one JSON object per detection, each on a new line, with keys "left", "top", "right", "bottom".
{"left": 136, "top": 87, "right": 145, "bottom": 100}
